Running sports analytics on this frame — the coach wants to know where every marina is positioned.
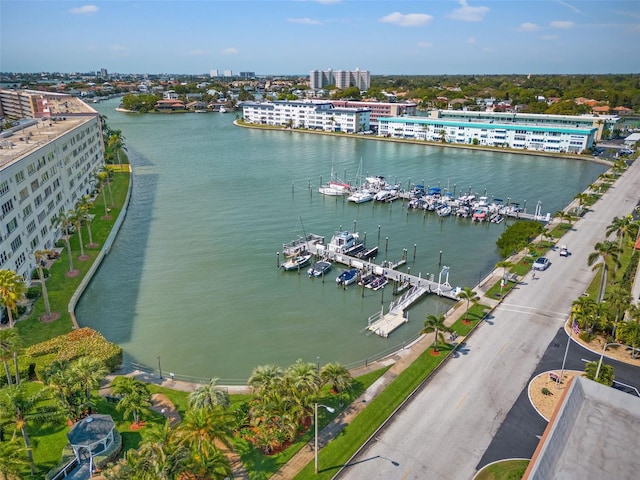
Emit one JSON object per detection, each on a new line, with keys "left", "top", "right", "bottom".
{"left": 76, "top": 98, "right": 610, "bottom": 381}
{"left": 281, "top": 230, "right": 460, "bottom": 338}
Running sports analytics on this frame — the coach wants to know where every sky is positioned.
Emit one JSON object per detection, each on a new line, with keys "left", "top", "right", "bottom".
{"left": 1, "top": 0, "right": 639, "bottom": 76}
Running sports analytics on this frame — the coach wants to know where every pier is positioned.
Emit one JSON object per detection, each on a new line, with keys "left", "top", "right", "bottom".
{"left": 282, "top": 234, "right": 460, "bottom": 338}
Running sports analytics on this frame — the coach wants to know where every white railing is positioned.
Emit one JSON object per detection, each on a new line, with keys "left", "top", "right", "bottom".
{"left": 50, "top": 458, "right": 79, "bottom": 480}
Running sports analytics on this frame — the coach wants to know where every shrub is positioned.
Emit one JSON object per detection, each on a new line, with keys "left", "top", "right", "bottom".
{"left": 25, "top": 286, "right": 42, "bottom": 299}
{"left": 541, "top": 387, "right": 553, "bottom": 396}
{"left": 25, "top": 327, "right": 123, "bottom": 372}
{"left": 580, "top": 330, "right": 595, "bottom": 343}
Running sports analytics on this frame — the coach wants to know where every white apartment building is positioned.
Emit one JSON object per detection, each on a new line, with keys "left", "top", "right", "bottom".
{"left": 430, "top": 110, "right": 619, "bottom": 142}
{"left": 0, "top": 90, "right": 105, "bottom": 280}
{"left": 242, "top": 100, "right": 370, "bottom": 133}
{"left": 310, "top": 68, "right": 370, "bottom": 91}
{"left": 378, "top": 117, "right": 597, "bottom": 153}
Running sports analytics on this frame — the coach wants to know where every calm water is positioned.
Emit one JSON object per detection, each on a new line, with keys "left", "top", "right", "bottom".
{"left": 76, "top": 99, "right": 607, "bottom": 381}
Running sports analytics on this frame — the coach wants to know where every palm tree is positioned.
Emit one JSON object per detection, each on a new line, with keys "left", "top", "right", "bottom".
{"left": 604, "top": 284, "right": 631, "bottom": 336}
{"left": 107, "top": 129, "right": 127, "bottom": 171}
{"left": 0, "top": 384, "right": 62, "bottom": 475}
{"left": 101, "top": 166, "right": 115, "bottom": 207}
{"left": 189, "top": 448, "right": 233, "bottom": 480}
{"left": 587, "top": 240, "right": 621, "bottom": 300}
{"left": 78, "top": 195, "right": 97, "bottom": 247}
{"left": 188, "top": 378, "right": 229, "bottom": 410}
{"left": 284, "top": 359, "right": 320, "bottom": 416}
{"left": 247, "top": 364, "right": 283, "bottom": 396}
{"left": 52, "top": 211, "right": 76, "bottom": 273}
{"left": 32, "top": 250, "right": 54, "bottom": 319}
{"left": 134, "top": 439, "right": 190, "bottom": 480}
{"left": 495, "top": 260, "right": 514, "bottom": 283}
{"left": 0, "top": 438, "right": 30, "bottom": 480}
{"left": 457, "top": 286, "right": 479, "bottom": 323}
{"left": 95, "top": 171, "right": 111, "bottom": 218}
{"left": 420, "top": 313, "right": 452, "bottom": 352}
{"left": 68, "top": 207, "right": 86, "bottom": 259}
{"left": 0, "top": 328, "right": 21, "bottom": 386}
{"left": 320, "top": 362, "right": 353, "bottom": 394}
{"left": 619, "top": 320, "right": 640, "bottom": 359}
{"left": 0, "top": 269, "right": 26, "bottom": 329}
{"left": 606, "top": 215, "right": 634, "bottom": 250}
{"left": 572, "top": 296, "right": 596, "bottom": 331}
{"left": 70, "top": 357, "right": 108, "bottom": 413}
{"left": 112, "top": 376, "right": 152, "bottom": 426}
{"left": 177, "top": 407, "right": 234, "bottom": 465}
{"left": 584, "top": 361, "right": 615, "bottom": 386}
{"left": 574, "top": 192, "right": 590, "bottom": 215}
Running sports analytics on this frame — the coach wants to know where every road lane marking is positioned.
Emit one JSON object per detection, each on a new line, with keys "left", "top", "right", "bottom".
{"left": 497, "top": 342, "right": 508, "bottom": 355}
{"left": 455, "top": 392, "right": 468, "bottom": 410}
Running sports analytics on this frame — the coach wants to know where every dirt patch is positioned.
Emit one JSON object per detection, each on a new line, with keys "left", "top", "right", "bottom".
{"left": 65, "top": 269, "right": 81, "bottom": 278}
{"left": 150, "top": 393, "right": 182, "bottom": 427}
{"left": 529, "top": 370, "right": 582, "bottom": 421}
{"left": 40, "top": 312, "right": 61, "bottom": 323}
{"left": 571, "top": 329, "right": 640, "bottom": 367}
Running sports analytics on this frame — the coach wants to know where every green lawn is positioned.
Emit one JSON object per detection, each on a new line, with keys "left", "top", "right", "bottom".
{"left": 475, "top": 459, "right": 529, "bottom": 480}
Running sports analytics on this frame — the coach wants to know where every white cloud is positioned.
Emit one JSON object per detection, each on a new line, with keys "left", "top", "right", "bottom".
{"left": 550, "top": 20, "right": 574, "bottom": 29}
{"left": 222, "top": 47, "right": 238, "bottom": 55}
{"left": 418, "top": 41, "right": 433, "bottom": 48}
{"left": 380, "top": 12, "right": 433, "bottom": 27}
{"left": 448, "top": 0, "right": 489, "bottom": 22}
{"left": 288, "top": 17, "right": 321, "bottom": 25}
{"left": 518, "top": 22, "right": 541, "bottom": 32}
{"left": 69, "top": 5, "right": 98, "bottom": 15}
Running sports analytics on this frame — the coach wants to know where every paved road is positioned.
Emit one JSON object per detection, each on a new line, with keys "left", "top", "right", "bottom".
{"left": 337, "top": 160, "right": 640, "bottom": 480}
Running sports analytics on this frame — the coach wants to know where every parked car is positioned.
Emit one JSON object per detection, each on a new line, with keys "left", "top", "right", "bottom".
{"left": 533, "top": 257, "right": 550, "bottom": 270}
{"left": 559, "top": 245, "right": 569, "bottom": 257}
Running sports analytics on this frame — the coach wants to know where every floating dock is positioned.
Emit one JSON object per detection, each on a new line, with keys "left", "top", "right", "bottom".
{"left": 285, "top": 234, "right": 460, "bottom": 337}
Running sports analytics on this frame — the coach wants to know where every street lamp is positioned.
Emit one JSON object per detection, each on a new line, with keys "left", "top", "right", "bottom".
{"left": 314, "top": 403, "right": 335, "bottom": 474}
{"left": 157, "top": 355, "right": 162, "bottom": 380}
{"left": 595, "top": 342, "right": 623, "bottom": 380}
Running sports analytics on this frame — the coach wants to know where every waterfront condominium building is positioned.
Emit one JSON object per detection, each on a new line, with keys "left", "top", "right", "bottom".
{"left": 310, "top": 68, "right": 370, "bottom": 91}
{"left": 331, "top": 100, "right": 417, "bottom": 125}
{"left": 378, "top": 115, "right": 597, "bottom": 153}
{"left": 0, "top": 89, "right": 105, "bottom": 281}
{"left": 241, "top": 100, "right": 370, "bottom": 133}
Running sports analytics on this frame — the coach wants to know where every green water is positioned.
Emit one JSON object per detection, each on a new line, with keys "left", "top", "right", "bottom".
{"left": 76, "top": 99, "right": 607, "bottom": 381}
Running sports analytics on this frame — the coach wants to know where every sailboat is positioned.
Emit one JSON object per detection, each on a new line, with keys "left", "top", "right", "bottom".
{"left": 319, "top": 160, "right": 351, "bottom": 196}
{"left": 347, "top": 157, "right": 374, "bottom": 203}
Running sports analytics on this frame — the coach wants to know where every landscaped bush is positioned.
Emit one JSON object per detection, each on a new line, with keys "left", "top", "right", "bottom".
{"left": 25, "top": 327, "right": 123, "bottom": 372}
{"left": 26, "top": 285, "right": 42, "bottom": 299}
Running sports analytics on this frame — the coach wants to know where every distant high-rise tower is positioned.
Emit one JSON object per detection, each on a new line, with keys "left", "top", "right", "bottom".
{"left": 210, "top": 69, "right": 219, "bottom": 78}
{"left": 310, "top": 68, "right": 370, "bottom": 91}
{"left": 100, "top": 68, "right": 108, "bottom": 78}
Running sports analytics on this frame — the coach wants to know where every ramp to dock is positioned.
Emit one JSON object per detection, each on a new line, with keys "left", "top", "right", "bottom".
{"left": 367, "top": 285, "right": 429, "bottom": 337}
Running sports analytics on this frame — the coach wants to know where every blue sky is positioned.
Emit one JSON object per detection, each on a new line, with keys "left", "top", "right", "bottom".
{"left": 1, "top": 0, "right": 638, "bottom": 75}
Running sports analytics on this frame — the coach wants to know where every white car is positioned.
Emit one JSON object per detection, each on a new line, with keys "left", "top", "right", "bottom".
{"left": 533, "top": 257, "right": 550, "bottom": 270}
{"left": 559, "top": 245, "right": 569, "bottom": 257}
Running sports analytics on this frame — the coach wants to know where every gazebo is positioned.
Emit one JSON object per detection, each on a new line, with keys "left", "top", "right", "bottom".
{"left": 67, "top": 414, "right": 116, "bottom": 474}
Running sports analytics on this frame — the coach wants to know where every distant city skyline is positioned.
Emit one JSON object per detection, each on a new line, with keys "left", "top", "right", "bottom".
{"left": 1, "top": 1, "right": 639, "bottom": 75}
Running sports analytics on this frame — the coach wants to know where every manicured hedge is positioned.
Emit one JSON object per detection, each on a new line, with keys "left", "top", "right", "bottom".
{"left": 25, "top": 327, "right": 122, "bottom": 373}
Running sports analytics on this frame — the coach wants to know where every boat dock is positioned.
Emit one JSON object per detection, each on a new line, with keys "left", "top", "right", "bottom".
{"left": 284, "top": 234, "right": 460, "bottom": 338}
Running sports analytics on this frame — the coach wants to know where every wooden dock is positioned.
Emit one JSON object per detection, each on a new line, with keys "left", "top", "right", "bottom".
{"left": 288, "top": 235, "right": 460, "bottom": 337}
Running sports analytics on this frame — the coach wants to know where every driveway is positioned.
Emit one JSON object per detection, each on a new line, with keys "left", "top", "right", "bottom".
{"left": 336, "top": 159, "right": 640, "bottom": 480}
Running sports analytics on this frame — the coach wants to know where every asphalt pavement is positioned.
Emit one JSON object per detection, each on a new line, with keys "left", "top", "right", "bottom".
{"left": 336, "top": 159, "right": 640, "bottom": 480}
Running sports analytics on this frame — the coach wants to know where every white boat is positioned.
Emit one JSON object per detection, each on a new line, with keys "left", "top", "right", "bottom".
{"left": 308, "top": 260, "right": 332, "bottom": 277}
{"left": 347, "top": 190, "right": 373, "bottom": 203}
{"left": 437, "top": 205, "right": 452, "bottom": 217}
{"left": 319, "top": 163, "right": 351, "bottom": 196}
{"left": 328, "top": 231, "right": 359, "bottom": 254}
{"left": 281, "top": 253, "right": 312, "bottom": 271}
{"left": 336, "top": 268, "right": 359, "bottom": 286}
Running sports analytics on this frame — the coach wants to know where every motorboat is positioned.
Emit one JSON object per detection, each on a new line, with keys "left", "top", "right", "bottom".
{"left": 280, "top": 252, "right": 312, "bottom": 271}
{"left": 328, "top": 231, "right": 359, "bottom": 254}
{"left": 366, "top": 275, "right": 388, "bottom": 290}
{"left": 358, "top": 273, "right": 377, "bottom": 287}
{"left": 355, "top": 246, "right": 378, "bottom": 260}
{"left": 437, "top": 205, "right": 452, "bottom": 217}
{"left": 308, "top": 260, "right": 332, "bottom": 277}
{"left": 336, "top": 268, "right": 359, "bottom": 286}
{"left": 347, "top": 190, "right": 373, "bottom": 204}
{"left": 472, "top": 208, "right": 488, "bottom": 222}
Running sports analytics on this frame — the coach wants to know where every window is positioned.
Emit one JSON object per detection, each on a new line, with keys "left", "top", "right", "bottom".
{"left": 23, "top": 204, "right": 33, "bottom": 218}
{"left": 6, "top": 218, "right": 18, "bottom": 234}
{"left": 34, "top": 195, "right": 43, "bottom": 207}
{"left": 0, "top": 251, "right": 7, "bottom": 265}
{"left": 1, "top": 199, "right": 14, "bottom": 215}
{"left": 15, "top": 252, "right": 26, "bottom": 269}
{"left": 30, "top": 236, "right": 39, "bottom": 250}
{"left": 19, "top": 188, "right": 29, "bottom": 201}
{"left": 30, "top": 179, "right": 39, "bottom": 193}
{"left": 41, "top": 225, "right": 48, "bottom": 237}
{"left": 15, "top": 171, "right": 25, "bottom": 184}
{"left": 0, "top": 180, "right": 8, "bottom": 197}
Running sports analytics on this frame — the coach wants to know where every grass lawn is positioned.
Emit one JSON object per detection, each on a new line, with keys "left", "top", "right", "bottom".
{"left": 451, "top": 303, "right": 489, "bottom": 336}
{"left": 16, "top": 170, "right": 130, "bottom": 347}
{"left": 475, "top": 459, "right": 529, "bottom": 480}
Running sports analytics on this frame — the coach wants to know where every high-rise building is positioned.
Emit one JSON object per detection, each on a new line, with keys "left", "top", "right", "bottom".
{"left": 0, "top": 89, "right": 105, "bottom": 281}
{"left": 210, "top": 69, "right": 219, "bottom": 78}
{"left": 310, "top": 68, "right": 370, "bottom": 91}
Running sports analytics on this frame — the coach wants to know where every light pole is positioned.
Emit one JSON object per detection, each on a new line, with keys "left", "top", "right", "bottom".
{"left": 595, "top": 342, "right": 623, "bottom": 380}
{"left": 315, "top": 403, "right": 335, "bottom": 474}
{"left": 157, "top": 355, "right": 162, "bottom": 380}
